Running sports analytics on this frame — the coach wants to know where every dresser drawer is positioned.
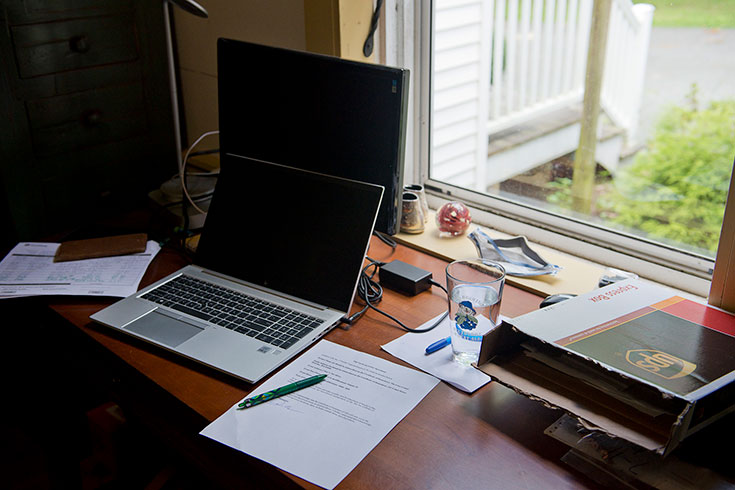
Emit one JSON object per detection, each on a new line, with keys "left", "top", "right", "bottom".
{"left": 26, "top": 83, "right": 147, "bottom": 156}
{"left": 1, "top": 0, "right": 176, "bottom": 244}
{"left": 12, "top": 13, "right": 138, "bottom": 78}
{"left": 4, "top": 0, "right": 131, "bottom": 25}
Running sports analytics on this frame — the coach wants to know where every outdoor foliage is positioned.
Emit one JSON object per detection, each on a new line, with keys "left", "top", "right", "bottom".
{"left": 601, "top": 97, "right": 735, "bottom": 253}
{"left": 546, "top": 94, "right": 735, "bottom": 255}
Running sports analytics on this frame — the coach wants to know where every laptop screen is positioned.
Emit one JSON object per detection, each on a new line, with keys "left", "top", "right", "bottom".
{"left": 194, "top": 154, "right": 383, "bottom": 313}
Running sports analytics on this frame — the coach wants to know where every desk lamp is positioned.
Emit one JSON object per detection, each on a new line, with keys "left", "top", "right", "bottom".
{"left": 162, "top": 0, "right": 208, "bottom": 171}
{"left": 152, "top": 0, "right": 210, "bottom": 227}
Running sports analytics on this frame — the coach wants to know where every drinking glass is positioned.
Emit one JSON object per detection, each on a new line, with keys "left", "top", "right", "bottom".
{"left": 445, "top": 259, "right": 506, "bottom": 365}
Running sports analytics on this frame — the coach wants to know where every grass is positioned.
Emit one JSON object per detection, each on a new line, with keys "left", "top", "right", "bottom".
{"left": 638, "top": 0, "right": 735, "bottom": 28}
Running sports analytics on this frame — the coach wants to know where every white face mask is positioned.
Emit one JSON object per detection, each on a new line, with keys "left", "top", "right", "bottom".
{"left": 469, "top": 229, "right": 561, "bottom": 277}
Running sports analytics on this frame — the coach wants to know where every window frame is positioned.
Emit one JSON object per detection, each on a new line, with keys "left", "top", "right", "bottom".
{"left": 386, "top": 0, "right": 735, "bottom": 299}
{"left": 710, "top": 164, "right": 735, "bottom": 311}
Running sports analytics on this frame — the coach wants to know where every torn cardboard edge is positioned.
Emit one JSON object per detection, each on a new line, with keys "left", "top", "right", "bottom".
{"left": 544, "top": 414, "right": 730, "bottom": 490}
{"left": 475, "top": 321, "right": 735, "bottom": 457}
{"left": 54, "top": 233, "right": 148, "bottom": 262}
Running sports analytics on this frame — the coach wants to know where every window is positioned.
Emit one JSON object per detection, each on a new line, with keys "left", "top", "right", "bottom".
{"left": 386, "top": 0, "right": 735, "bottom": 297}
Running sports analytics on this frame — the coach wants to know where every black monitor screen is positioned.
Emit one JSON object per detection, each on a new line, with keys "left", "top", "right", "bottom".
{"left": 217, "top": 38, "right": 409, "bottom": 235}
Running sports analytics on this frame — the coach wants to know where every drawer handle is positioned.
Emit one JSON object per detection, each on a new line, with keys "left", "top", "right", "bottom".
{"left": 82, "top": 109, "right": 103, "bottom": 126}
{"left": 69, "top": 35, "right": 90, "bottom": 53}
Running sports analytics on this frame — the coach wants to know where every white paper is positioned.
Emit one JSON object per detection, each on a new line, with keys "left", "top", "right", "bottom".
{"left": 0, "top": 241, "right": 160, "bottom": 298}
{"left": 381, "top": 313, "right": 496, "bottom": 393}
{"left": 200, "top": 340, "right": 439, "bottom": 489}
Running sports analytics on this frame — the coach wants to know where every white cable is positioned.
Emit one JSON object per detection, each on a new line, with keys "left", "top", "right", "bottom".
{"left": 179, "top": 130, "right": 220, "bottom": 215}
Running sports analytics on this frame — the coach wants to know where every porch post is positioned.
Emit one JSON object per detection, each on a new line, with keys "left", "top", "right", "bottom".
{"left": 571, "top": 0, "right": 612, "bottom": 213}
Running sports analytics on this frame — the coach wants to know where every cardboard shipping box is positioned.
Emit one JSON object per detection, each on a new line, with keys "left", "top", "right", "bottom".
{"left": 476, "top": 279, "right": 735, "bottom": 456}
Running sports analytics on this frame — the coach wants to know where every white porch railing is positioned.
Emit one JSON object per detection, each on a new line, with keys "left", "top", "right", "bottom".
{"left": 432, "top": 0, "right": 655, "bottom": 190}
{"left": 602, "top": 0, "right": 655, "bottom": 145}
{"left": 486, "top": 0, "right": 592, "bottom": 134}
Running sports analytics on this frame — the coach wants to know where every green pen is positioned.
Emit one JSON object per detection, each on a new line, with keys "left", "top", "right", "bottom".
{"left": 237, "top": 374, "right": 327, "bottom": 409}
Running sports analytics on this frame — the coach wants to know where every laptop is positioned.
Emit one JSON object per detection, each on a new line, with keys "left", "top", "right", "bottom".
{"left": 91, "top": 154, "right": 383, "bottom": 383}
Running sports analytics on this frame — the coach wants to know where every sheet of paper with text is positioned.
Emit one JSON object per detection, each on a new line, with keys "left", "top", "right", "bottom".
{"left": 200, "top": 340, "right": 440, "bottom": 489}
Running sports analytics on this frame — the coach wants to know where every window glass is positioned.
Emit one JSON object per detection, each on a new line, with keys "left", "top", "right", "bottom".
{"left": 428, "top": 0, "right": 735, "bottom": 262}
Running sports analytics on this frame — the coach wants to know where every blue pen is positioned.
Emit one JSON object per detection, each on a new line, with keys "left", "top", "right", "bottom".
{"left": 425, "top": 336, "right": 451, "bottom": 354}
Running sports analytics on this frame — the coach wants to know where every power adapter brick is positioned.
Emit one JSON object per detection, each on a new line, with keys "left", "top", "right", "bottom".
{"left": 379, "top": 260, "right": 433, "bottom": 296}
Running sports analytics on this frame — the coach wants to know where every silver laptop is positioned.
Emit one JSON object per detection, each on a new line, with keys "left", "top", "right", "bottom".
{"left": 91, "top": 154, "right": 383, "bottom": 383}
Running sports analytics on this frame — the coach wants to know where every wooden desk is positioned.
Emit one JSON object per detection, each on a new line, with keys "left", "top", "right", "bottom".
{"left": 36, "top": 236, "right": 600, "bottom": 489}
{"left": 38, "top": 236, "right": 731, "bottom": 489}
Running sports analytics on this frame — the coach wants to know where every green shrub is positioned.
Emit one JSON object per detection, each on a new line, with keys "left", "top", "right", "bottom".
{"left": 543, "top": 96, "right": 735, "bottom": 255}
{"left": 602, "top": 98, "right": 735, "bottom": 253}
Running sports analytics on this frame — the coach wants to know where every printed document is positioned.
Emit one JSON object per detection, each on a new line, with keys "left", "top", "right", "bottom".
{"left": 200, "top": 340, "right": 439, "bottom": 489}
{"left": 0, "top": 241, "right": 160, "bottom": 298}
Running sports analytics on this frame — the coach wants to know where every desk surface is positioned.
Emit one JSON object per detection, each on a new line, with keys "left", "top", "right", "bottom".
{"left": 44, "top": 235, "right": 731, "bottom": 489}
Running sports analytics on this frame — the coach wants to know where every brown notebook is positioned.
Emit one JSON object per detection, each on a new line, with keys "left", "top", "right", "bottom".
{"left": 54, "top": 233, "right": 148, "bottom": 262}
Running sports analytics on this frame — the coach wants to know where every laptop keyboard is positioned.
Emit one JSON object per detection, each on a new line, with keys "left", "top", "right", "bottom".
{"left": 140, "top": 275, "right": 325, "bottom": 349}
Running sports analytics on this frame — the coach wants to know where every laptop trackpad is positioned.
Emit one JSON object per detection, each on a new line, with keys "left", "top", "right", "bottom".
{"left": 125, "top": 310, "right": 204, "bottom": 347}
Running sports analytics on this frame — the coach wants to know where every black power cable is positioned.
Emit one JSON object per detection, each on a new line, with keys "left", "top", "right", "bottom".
{"left": 342, "top": 258, "right": 449, "bottom": 332}
{"left": 372, "top": 230, "right": 397, "bottom": 248}
{"left": 362, "top": 0, "right": 385, "bottom": 57}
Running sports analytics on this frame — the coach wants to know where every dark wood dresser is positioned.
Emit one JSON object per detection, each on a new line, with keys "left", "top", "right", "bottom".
{"left": 0, "top": 0, "right": 178, "bottom": 247}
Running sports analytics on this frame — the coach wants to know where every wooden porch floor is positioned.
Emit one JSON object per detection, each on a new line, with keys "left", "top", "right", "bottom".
{"left": 487, "top": 103, "right": 624, "bottom": 158}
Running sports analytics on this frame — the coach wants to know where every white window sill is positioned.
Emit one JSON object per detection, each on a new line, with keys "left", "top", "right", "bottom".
{"left": 395, "top": 206, "right": 709, "bottom": 302}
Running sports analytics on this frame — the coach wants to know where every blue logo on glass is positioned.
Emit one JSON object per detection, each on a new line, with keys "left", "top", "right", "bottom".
{"left": 454, "top": 300, "right": 478, "bottom": 331}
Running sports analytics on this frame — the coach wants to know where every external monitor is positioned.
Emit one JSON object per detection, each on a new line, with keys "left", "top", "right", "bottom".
{"left": 217, "top": 38, "right": 409, "bottom": 235}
